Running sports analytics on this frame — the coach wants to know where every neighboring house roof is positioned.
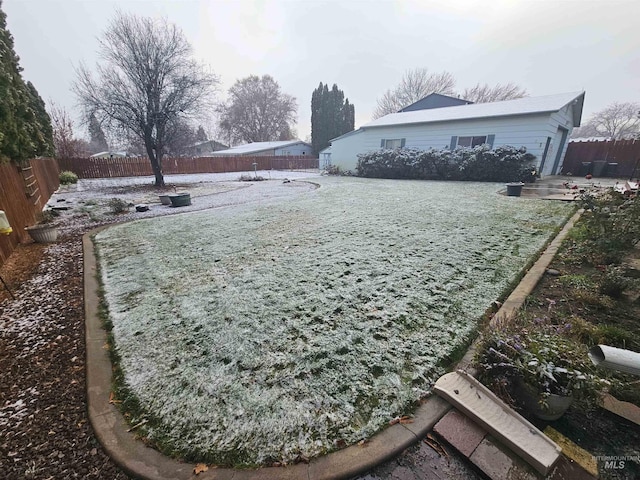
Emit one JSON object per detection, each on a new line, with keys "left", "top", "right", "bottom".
{"left": 192, "top": 139, "right": 229, "bottom": 149}
{"left": 190, "top": 139, "right": 229, "bottom": 156}
{"left": 399, "top": 93, "right": 473, "bottom": 112}
{"left": 89, "top": 151, "right": 127, "bottom": 158}
{"left": 319, "top": 146, "right": 332, "bottom": 155}
{"left": 330, "top": 128, "right": 364, "bottom": 143}
{"left": 362, "top": 91, "right": 585, "bottom": 130}
{"left": 212, "top": 140, "right": 312, "bottom": 156}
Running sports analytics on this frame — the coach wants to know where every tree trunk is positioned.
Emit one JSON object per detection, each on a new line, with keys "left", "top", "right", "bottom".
{"left": 146, "top": 146, "right": 165, "bottom": 187}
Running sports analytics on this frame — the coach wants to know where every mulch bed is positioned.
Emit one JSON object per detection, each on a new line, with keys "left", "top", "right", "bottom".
{"left": 1, "top": 222, "right": 129, "bottom": 479}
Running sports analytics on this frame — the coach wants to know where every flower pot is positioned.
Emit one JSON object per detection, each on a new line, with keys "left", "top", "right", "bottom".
{"left": 169, "top": 193, "right": 191, "bottom": 207}
{"left": 25, "top": 224, "right": 58, "bottom": 243}
{"left": 159, "top": 194, "right": 171, "bottom": 205}
{"left": 506, "top": 182, "right": 524, "bottom": 197}
{"left": 517, "top": 380, "right": 573, "bottom": 421}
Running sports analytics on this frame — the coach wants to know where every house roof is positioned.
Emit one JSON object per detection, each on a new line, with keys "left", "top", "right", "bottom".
{"left": 212, "top": 140, "right": 311, "bottom": 156}
{"left": 362, "top": 91, "right": 585, "bottom": 130}
{"left": 89, "top": 151, "right": 127, "bottom": 158}
{"left": 399, "top": 93, "right": 473, "bottom": 112}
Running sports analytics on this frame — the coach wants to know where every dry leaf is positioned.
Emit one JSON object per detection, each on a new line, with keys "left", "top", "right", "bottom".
{"left": 399, "top": 415, "right": 414, "bottom": 424}
{"left": 194, "top": 463, "right": 209, "bottom": 475}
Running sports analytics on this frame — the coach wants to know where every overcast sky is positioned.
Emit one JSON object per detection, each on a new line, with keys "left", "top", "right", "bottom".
{"left": 4, "top": 0, "right": 640, "bottom": 144}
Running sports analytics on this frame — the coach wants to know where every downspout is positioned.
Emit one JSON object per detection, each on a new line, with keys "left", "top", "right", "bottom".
{"left": 589, "top": 345, "right": 640, "bottom": 377}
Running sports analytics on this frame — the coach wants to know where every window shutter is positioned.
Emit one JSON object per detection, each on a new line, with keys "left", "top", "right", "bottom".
{"left": 400, "top": 138, "right": 406, "bottom": 148}
{"left": 380, "top": 139, "right": 385, "bottom": 148}
{"left": 487, "top": 134, "right": 495, "bottom": 148}
{"left": 449, "top": 136, "right": 458, "bottom": 150}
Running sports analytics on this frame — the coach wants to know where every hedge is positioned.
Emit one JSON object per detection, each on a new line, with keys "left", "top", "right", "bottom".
{"left": 356, "top": 145, "right": 537, "bottom": 182}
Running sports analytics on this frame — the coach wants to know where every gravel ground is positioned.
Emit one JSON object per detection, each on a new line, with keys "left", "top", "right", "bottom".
{"left": 0, "top": 171, "right": 320, "bottom": 479}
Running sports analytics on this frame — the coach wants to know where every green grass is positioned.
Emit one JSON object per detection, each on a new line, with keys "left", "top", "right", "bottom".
{"left": 95, "top": 177, "right": 573, "bottom": 465}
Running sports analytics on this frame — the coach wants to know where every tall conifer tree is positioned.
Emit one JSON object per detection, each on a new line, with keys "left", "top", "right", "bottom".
{"left": 311, "top": 82, "right": 355, "bottom": 156}
{"left": 0, "top": 1, "right": 53, "bottom": 162}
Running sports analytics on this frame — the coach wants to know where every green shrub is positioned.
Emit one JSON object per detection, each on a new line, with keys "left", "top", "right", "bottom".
{"left": 238, "top": 174, "right": 265, "bottom": 181}
{"left": 599, "top": 266, "right": 631, "bottom": 298}
{"left": 324, "top": 164, "right": 351, "bottom": 176}
{"left": 575, "top": 190, "right": 640, "bottom": 264}
{"left": 108, "top": 197, "right": 129, "bottom": 214}
{"left": 59, "top": 170, "right": 78, "bottom": 185}
{"left": 356, "top": 145, "right": 536, "bottom": 182}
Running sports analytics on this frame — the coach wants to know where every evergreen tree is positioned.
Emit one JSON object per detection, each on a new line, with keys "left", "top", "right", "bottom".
{"left": 195, "top": 125, "right": 208, "bottom": 142}
{"left": 0, "top": 1, "right": 53, "bottom": 163}
{"left": 310, "top": 82, "right": 355, "bottom": 156}
{"left": 88, "top": 113, "right": 108, "bottom": 153}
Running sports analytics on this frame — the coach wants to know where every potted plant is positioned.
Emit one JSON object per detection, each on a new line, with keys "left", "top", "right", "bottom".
{"left": 168, "top": 192, "right": 191, "bottom": 207}
{"left": 25, "top": 209, "right": 59, "bottom": 243}
{"left": 505, "top": 182, "right": 525, "bottom": 196}
{"left": 476, "top": 320, "right": 603, "bottom": 420}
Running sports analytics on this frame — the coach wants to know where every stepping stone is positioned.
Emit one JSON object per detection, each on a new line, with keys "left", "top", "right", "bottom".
{"left": 433, "top": 409, "right": 486, "bottom": 457}
{"left": 469, "top": 436, "right": 538, "bottom": 480}
{"left": 434, "top": 371, "right": 561, "bottom": 476}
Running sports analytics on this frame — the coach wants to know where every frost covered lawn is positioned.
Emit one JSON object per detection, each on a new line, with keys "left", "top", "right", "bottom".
{"left": 95, "top": 177, "right": 572, "bottom": 466}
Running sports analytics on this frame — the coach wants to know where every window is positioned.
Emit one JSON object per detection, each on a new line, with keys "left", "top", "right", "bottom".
{"left": 382, "top": 138, "right": 404, "bottom": 149}
{"left": 449, "top": 134, "right": 495, "bottom": 150}
{"left": 457, "top": 136, "right": 487, "bottom": 148}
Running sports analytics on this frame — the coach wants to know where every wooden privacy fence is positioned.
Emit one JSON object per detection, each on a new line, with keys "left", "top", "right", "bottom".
{"left": 57, "top": 155, "right": 319, "bottom": 179}
{"left": 0, "top": 158, "right": 60, "bottom": 265}
{"left": 563, "top": 139, "right": 640, "bottom": 178}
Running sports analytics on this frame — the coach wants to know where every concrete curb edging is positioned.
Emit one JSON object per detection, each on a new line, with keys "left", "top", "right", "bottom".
{"left": 84, "top": 208, "right": 582, "bottom": 480}
{"left": 456, "top": 208, "right": 583, "bottom": 372}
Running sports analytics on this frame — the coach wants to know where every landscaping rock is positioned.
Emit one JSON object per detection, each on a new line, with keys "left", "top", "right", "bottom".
{"left": 546, "top": 268, "right": 561, "bottom": 276}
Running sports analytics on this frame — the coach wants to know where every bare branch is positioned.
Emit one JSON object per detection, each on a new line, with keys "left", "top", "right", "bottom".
{"left": 48, "top": 102, "right": 89, "bottom": 158}
{"left": 218, "top": 75, "right": 297, "bottom": 144}
{"left": 588, "top": 102, "right": 640, "bottom": 139}
{"left": 372, "top": 69, "right": 456, "bottom": 119}
{"left": 460, "top": 82, "right": 527, "bottom": 103}
{"left": 73, "top": 11, "right": 219, "bottom": 185}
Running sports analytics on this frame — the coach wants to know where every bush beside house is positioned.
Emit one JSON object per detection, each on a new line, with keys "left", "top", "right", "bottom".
{"left": 356, "top": 145, "right": 537, "bottom": 183}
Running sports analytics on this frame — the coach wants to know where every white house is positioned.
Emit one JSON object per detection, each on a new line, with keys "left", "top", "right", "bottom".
{"left": 319, "top": 146, "right": 332, "bottom": 169}
{"left": 211, "top": 140, "right": 313, "bottom": 157}
{"left": 330, "top": 91, "right": 585, "bottom": 176}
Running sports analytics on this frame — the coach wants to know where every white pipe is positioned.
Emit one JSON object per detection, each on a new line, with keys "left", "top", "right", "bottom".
{"left": 588, "top": 345, "right": 640, "bottom": 377}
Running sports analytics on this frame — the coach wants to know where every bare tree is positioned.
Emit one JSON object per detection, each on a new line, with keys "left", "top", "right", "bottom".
{"left": 164, "top": 119, "right": 198, "bottom": 156}
{"left": 49, "top": 103, "right": 89, "bottom": 158}
{"left": 74, "top": 12, "right": 218, "bottom": 186}
{"left": 218, "top": 75, "right": 297, "bottom": 144}
{"left": 573, "top": 102, "right": 640, "bottom": 139}
{"left": 372, "top": 69, "right": 456, "bottom": 119}
{"left": 460, "top": 82, "right": 527, "bottom": 103}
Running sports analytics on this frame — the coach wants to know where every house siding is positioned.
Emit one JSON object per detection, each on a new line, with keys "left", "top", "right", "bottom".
{"left": 274, "top": 143, "right": 312, "bottom": 156}
{"left": 332, "top": 109, "right": 579, "bottom": 175}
